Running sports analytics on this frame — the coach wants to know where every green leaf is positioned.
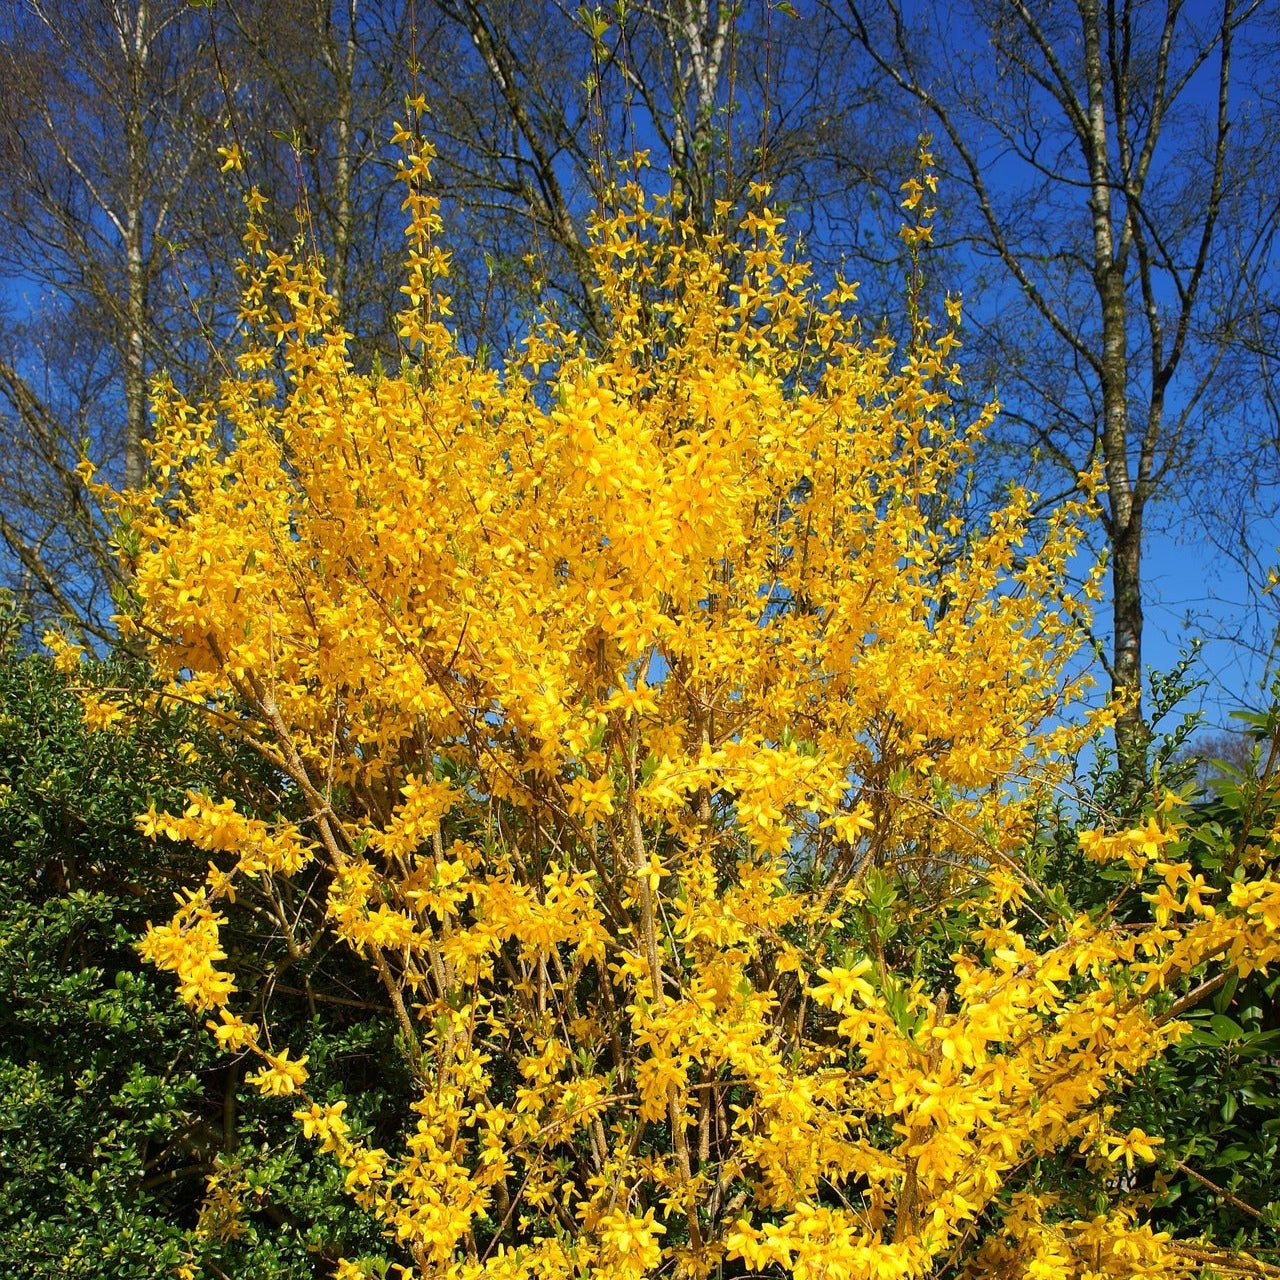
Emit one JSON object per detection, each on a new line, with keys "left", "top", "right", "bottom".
{"left": 1210, "top": 1014, "right": 1244, "bottom": 1041}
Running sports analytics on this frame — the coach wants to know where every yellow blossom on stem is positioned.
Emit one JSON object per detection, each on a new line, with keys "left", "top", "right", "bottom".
{"left": 115, "top": 133, "right": 1280, "bottom": 1280}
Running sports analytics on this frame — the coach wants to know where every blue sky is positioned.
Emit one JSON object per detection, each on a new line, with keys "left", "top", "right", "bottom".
{"left": 1142, "top": 516, "right": 1280, "bottom": 726}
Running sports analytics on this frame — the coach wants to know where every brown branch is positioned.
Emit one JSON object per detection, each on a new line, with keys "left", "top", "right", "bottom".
{"left": 1169, "top": 1243, "right": 1280, "bottom": 1277}
{"left": 1172, "top": 1158, "right": 1267, "bottom": 1224}
{"left": 1154, "top": 972, "right": 1228, "bottom": 1026}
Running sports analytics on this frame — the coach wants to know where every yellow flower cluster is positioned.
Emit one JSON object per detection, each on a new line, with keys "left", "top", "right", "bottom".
{"left": 115, "top": 118, "right": 1280, "bottom": 1280}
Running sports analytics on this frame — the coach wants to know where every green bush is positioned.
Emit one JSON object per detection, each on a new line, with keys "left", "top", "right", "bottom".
{"left": 0, "top": 630, "right": 404, "bottom": 1277}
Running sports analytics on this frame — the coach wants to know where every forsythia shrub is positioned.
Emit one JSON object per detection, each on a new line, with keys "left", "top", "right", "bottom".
{"left": 92, "top": 115, "right": 1280, "bottom": 1278}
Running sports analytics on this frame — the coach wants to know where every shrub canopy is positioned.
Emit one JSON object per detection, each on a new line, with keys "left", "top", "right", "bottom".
{"left": 89, "top": 130, "right": 1280, "bottom": 1279}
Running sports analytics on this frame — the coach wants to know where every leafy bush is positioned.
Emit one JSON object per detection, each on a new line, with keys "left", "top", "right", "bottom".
{"left": 0, "top": 623, "right": 401, "bottom": 1277}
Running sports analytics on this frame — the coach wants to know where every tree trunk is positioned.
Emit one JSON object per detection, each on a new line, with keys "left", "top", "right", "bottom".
{"left": 122, "top": 0, "right": 150, "bottom": 492}
{"left": 124, "top": 213, "right": 147, "bottom": 491}
{"left": 1110, "top": 480, "right": 1146, "bottom": 764}
{"left": 326, "top": 0, "right": 357, "bottom": 316}
{"left": 1098, "top": 261, "right": 1145, "bottom": 763}
{"left": 1081, "top": 0, "right": 1145, "bottom": 767}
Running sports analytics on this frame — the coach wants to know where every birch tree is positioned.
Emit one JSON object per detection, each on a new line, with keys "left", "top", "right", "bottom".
{"left": 0, "top": 0, "right": 220, "bottom": 638}
{"left": 0, "top": 0, "right": 421, "bottom": 638}
{"left": 840, "top": 0, "right": 1278, "bottom": 765}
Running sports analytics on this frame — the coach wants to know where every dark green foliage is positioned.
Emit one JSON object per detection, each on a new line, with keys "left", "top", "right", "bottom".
{"left": 1136, "top": 968, "right": 1280, "bottom": 1245}
{"left": 1027, "top": 683, "right": 1280, "bottom": 1257}
{"left": 1133, "top": 720, "right": 1280, "bottom": 1251}
{"left": 0, "top": 628, "right": 401, "bottom": 1277}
